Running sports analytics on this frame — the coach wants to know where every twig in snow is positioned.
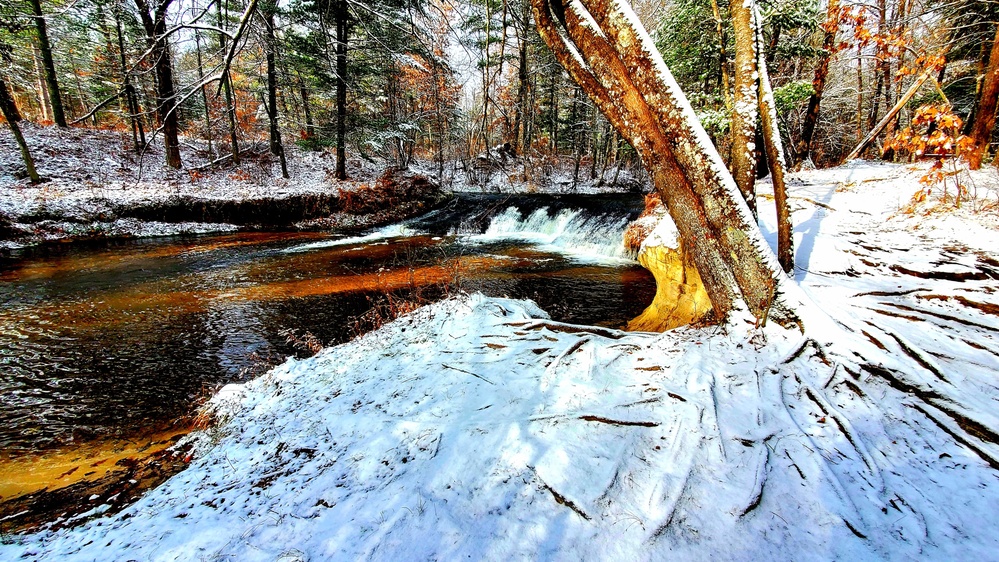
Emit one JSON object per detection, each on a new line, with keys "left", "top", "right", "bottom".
{"left": 441, "top": 364, "right": 494, "bottom": 385}
{"left": 528, "top": 467, "right": 591, "bottom": 521}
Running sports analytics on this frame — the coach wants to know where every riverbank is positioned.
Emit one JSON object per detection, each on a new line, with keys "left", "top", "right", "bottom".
{"left": 3, "top": 160, "right": 999, "bottom": 559}
{"left": 0, "top": 125, "right": 647, "bottom": 251}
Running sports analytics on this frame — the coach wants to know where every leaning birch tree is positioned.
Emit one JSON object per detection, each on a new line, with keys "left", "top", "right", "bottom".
{"left": 531, "top": 0, "right": 794, "bottom": 325}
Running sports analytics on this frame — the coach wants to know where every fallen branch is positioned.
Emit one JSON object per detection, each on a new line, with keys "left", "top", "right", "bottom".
{"left": 70, "top": 90, "right": 125, "bottom": 125}
{"left": 441, "top": 363, "right": 494, "bottom": 385}
{"left": 578, "top": 415, "right": 659, "bottom": 427}
{"left": 846, "top": 65, "right": 936, "bottom": 161}
{"left": 529, "top": 467, "right": 591, "bottom": 521}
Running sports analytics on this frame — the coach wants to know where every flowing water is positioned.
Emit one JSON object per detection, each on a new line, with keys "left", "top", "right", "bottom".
{"left": 0, "top": 195, "right": 655, "bottom": 468}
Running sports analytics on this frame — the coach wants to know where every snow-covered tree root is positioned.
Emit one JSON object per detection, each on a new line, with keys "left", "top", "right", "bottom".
{"left": 5, "top": 293, "right": 997, "bottom": 560}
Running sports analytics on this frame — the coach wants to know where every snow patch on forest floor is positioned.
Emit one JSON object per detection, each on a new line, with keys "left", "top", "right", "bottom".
{"left": 2, "top": 160, "right": 999, "bottom": 559}
{"left": 0, "top": 123, "right": 357, "bottom": 211}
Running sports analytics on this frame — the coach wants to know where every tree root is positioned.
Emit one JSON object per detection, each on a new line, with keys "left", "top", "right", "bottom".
{"left": 504, "top": 320, "right": 626, "bottom": 340}
{"left": 860, "top": 364, "right": 999, "bottom": 468}
{"left": 529, "top": 467, "right": 592, "bottom": 521}
{"left": 578, "top": 415, "right": 659, "bottom": 427}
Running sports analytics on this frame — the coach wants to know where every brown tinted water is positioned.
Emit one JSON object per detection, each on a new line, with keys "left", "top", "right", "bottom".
{"left": 0, "top": 198, "right": 655, "bottom": 502}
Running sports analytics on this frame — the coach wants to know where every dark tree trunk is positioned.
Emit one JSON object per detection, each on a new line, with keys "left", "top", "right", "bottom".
{"left": 794, "top": 0, "right": 839, "bottom": 167}
{"left": 28, "top": 0, "right": 66, "bottom": 127}
{"left": 113, "top": 5, "right": 146, "bottom": 152}
{"left": 263, "top": 5, "right": 289, "bottom": 178}
{"left": 334, "top": 0, "right": 349, "bottom": 180}
{"left": 0, "top": 76, "right": 22, "bottom": 122}
{"left": 513, "top": 8, "right": 530, "bottom": 153}
{"left": 968, "top": 24, "right": 999, "bottom": 170}
{"left": 301, "top": 84, "right": 315, "bottom": 138}
{"left": 217, "top": 0, "right": 241, "bottom": 164}
{"left": 135, "top": 0, "right": 182, "bottom": 169}
{"left": 194, "top": 28, "right": 214, "bottom": 157}
{"left": 1, "top": 78, "right": 40, "bottom": 183}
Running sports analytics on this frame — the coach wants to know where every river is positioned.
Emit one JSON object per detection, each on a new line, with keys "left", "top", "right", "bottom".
{"left": 0, "top": 194, "right": 655, "bottom": 465}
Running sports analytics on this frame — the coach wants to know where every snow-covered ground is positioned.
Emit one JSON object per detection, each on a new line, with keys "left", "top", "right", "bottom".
{"left": 0, "top": 123, "right": 354, "bottom": 214}
{"left": 3, "top": 161, "right": 999, "bottom": 559}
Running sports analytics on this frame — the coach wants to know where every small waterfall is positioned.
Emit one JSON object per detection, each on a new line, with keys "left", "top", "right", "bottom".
{"left": 284, "top": 194, "right": 646, "bottom": 261}
{"left": 464, "top": 207, "right": 636, "bottom": 262}
{"left": 283, "top": 223, "right": 418, "bottom": 253}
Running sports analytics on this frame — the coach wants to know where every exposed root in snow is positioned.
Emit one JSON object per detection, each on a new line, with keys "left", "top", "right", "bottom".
{"left": 530, "top": 468, "right": 593, "bottom": 521}
{"left": 918, "top": 294, "right": 999, "bottom": 317}
{"left": 577, "top": 415, "right": 659, "bottom": 427}
{"left": 885, "top": 302, "right": 999, "bottom": 331}
{"left": 504, "top": 319, "right": 627, "bottom": 339}
{"left": 890, "top": 264, "right": 998, "bottom": 282}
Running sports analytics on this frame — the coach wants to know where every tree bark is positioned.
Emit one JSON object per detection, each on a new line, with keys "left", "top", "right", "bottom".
{"left": 1, "top": 78, "right": 40, "bottom": 183}
{"left": 263, "top": 4, "right": 289, "bottom": 178}
{"left": 710, "top": 0, "right": 732, "bottom": 110}
{"left": 754, "top": 6, "right": 793, "bottom": 273}
{"left": 217, "top": 0, "right": 241, "bottom": 165}
{"left": 967, "top": 23, "right": 999, "bottom": 170}
{"left": 334, "top": 0, "right": 349, "bottom": 179}
{"left": 513, "top": 2, "right": 531, "bottom": 153}
{"left": 532, "top": 0, "right": 793, "bottom": 325}
{"left": 135, "top": 0, "right": 182, "bottom": 169}
{"left": 730, "top": 0, "right": 759, "bottom": 216}
{"left": 113, "top": 4, "right": 146, "bottom": 152}
{"left": 31, "top": 45, "right": 50, "bottom": 122}
{"left": 28, "top": 0, "right": 66, "bottom": 127}
{"left": 193, "top": 27, "right": 214, "bottom": 157}
{"left": 0, "top": 75, "right": 22, "bottom": 123}
{"left": 300, "top": 83, "right": 315, "bottom": 138}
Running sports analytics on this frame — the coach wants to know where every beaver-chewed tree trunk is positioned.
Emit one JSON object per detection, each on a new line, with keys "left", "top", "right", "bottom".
{"left": 532, "top": 0, "right": 794, "bottom": 326}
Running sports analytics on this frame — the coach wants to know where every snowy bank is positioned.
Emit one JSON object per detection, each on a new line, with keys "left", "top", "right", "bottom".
{"left": 0, "top": 125, "right": 446, "bottom": 248}
{"left": 4, "top": 288, "right": 999, "bottom": 560}
{"left": 1, "top": 125, "right": 646, "bottom": 249}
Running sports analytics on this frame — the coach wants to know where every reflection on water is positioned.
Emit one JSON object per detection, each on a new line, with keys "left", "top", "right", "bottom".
{"left": 0, "top": 204, "right": 654, "bottom": 459}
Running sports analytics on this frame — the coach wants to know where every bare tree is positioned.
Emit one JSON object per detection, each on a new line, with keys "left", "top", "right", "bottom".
{"left": 794, "top": 0, "right": 840, "bottom": 167}
{"left": 335, "top": 0, "right": 350, "bottom": 179}
{"left": 730, "top": 0, "right": 759, "bottom": 214}
{"left": 0, "top": 76, "right": 40, "bottom": 183}
{"left": 261, "top": 0, "right": 289, "bottom": 178}
{"left": 27, "top": 0, "right": 66, "bottom": 127}
{"left": 135, "top": 0, "right": 182, "bottom": 168}
{"left": 754, "top": 4, "right": 793, "bottom": 273}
